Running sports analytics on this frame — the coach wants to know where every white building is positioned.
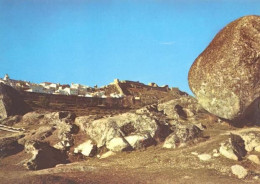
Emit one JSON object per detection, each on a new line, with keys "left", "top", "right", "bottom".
{"left": 40, "top": 82, "right": 59, "bottom": 89}
{"left": 3, "top": 74, "right": 10, "bottom": 81}
{"left": 64, "top": 87, "right": 78, "bottom": 96}
{"left": 26, "top": 85, "right": 46, "bottom": 93}
{"left": 71, "top": 83, "right": 90, "bottom": 96}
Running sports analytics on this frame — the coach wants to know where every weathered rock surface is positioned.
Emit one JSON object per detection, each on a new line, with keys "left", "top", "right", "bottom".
{"left": 106, "top": 137, "right": 131, "bottom": 152}
{"left": 19, "top": 111, "right": 78, "bottom": 150}
{"left": 247, "top": 155, "right": 260, "bottom": 165}
{"left": 74, "top": 140, "right": 97, "bottom": 157}
{"left": 0, "top": 83, "right": 31, "bottom": 119}
{"left": 163, "top": 123, "right": 201, "bottom": 149}
{"left": 84, "top": 112, "right": 159, "bottom": 149}
{"left": 25, "top": 141, "right": 69, "bottom": 170}
{"left": 231, "top": 165, "right": 248, "bottom": 179}
{"left": 0, "top": 115, "right": 22, "bottom": 126}
{"left": 237, "top": 131, "right": 260, "bottom": 152}
{"left": 219, "top": 134, "right": 247, "bottom": 161}
{"left": 188, "top": 15, "right": 260, "bottom": 124}
{"left": 198, "top": 154, "right": 212, "bottom": 161}
{"left": 99, "top": 151, "right": 116, "bottom": 159}
{"left": 158, "top": 96, "right": 204, "bottom": 120}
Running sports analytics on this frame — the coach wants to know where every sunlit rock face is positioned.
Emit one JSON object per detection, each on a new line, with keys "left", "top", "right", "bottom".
{"left": 188, "top": 15, "right": 260, "bottom": 124}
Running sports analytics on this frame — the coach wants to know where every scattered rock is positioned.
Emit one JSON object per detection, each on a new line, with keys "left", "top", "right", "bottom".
{"left": 191, "top": 152, "right": 198, "bottom": 156}
{"left": 237, "top": 131, "right": 260, "bottom": 152}
{"left": 198, "top": 154, "right": 211, "bottom": 161}
{"left": 99, "top": 151, "right": 116, "bottom": 159}
{"left": 219, "top": 142, "right": 239, "bottom": 161}
{"left": 106, "top": 137, "right": 132, "bottom": 152}
{"left": 213, "top": 153, "right": 220, "bottom": 158}
{"left": 212, "top": 149, "right": 220, "bottom": 157}
{"left": 163, "top": 123, "right": 201, "bottom": 149}
{"left": 219, "top": 134, "right": 247, "bottom": 161}
{"left": 74, "top": 140, "right": 97, "bottom": 157}
{"left": 231, "top": 165, "right": 248, "bottom": 179}
{"left": 25, "top": 141, "right": 69, "bottom": 170}
{"left": 188, "top": 15, "right": 260, "bottom": 124}
{"left": 0, "top": 83, "right": 31, "bottom": 119}
{"left": 247, "top": 155, "right": 260, "bottom": 165}
{"left": 254, "top": 176, "right": 260, "bottom": 180}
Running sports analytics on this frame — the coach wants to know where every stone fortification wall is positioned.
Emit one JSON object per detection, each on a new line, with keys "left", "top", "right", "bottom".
{"left": 20, "top": 91, "right": 137, "bottom": 109}
{"left": 118, "top": 81, "right": 169, "bottom": 96}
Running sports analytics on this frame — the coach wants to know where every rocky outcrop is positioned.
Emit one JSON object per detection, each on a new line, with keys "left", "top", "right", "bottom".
{"left": 83, "top": 112, "right": 159, "bottom": 151}
{"left": 25, "top": 141, "right": 69, "bottom": 170}
{"left": 75, "top": 95, "right": 207, "bottom": 154}
{"left": 0, "top": 83, "right": 31, "bottom": 119}
{"left": 19, "top": 111, "right": 78, "bottom": 150}
{"left": 236, "top": 131, "right": 260, "bottom": 152}
{"left": 163, "top": 123, "right": 201, "bottom": 149}
{"left": 158, "top": 96, "right": 204, "bottom": 120}
{"left": 219, "top": 134, "right": 247, "bottom": 161}
{"left": 188, "top": 15, "right": 260, "bottom": 124}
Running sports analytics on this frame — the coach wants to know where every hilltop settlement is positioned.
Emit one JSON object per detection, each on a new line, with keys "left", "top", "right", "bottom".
{"left": 0, "top": 74, "right": 173, "bottom": 98}
{"left": 0, "top": 15, "right": 259, "bottom": 184}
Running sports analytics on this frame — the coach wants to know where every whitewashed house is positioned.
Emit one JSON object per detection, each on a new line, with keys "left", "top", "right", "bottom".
{"left": 40, "top": 82, "right": 51, "bottom": 87}
{"left": 26, "top": 85, "right": 46, "bottom": 93}
{"left": 71, "top": 83, "right": 90, "bottom": 96}
{"left": 63, "top": 87, "right": 78, "bottom": 96}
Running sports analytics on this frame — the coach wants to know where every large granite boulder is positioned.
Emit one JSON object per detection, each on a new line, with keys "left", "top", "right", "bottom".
{"left": 83, "top": 112, "right": 158, "bottom": 150}
{"left": 188, "top": 15, "right": 260, "bottom": 124}
{"left": 0, "top": 83, "right": 31, "bottom": 119}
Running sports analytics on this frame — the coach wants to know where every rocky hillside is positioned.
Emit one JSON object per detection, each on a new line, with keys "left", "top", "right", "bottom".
{"left": 1, "top": 85, "right": 260, "bottom": 183}
{"left": 1, "top": 15, "right": 260, "bottom": 184}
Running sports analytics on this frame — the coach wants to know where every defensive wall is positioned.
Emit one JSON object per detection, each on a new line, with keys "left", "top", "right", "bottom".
{"left": 20, "top": 91, "right": 140, "bottom": 110}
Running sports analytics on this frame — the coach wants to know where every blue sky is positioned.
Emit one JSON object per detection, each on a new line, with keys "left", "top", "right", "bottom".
{"left": 0, "top": 0, "right": 259, "bottom": 94}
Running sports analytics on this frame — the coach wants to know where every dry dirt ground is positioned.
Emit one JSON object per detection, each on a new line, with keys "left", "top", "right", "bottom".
{"left": 1, "top": 121, "right": 260, "bottom": 184}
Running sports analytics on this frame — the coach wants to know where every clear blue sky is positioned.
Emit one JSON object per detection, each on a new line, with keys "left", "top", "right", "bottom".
{"left": 0, "top": 0, "right": 259, "bottom": 94}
